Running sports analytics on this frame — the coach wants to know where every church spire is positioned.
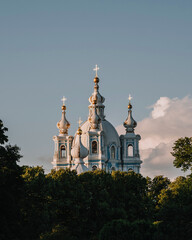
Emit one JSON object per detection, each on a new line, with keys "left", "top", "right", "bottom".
{"left": 57, "top": 96, "right": 70, "bottom": 135}
{"left": 88, "top": 65, "right": 105, "bottom": 120}
{"left": 123, "top": 94, "right": 137, "bottom": 133}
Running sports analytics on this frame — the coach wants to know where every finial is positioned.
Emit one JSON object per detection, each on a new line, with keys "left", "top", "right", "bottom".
{"left": 77, "top": 117, "right": 83, "bottom": 135}
{"left": 128, "top": 94, "right": 132, "bottom": 103}
{"left": 128, "top": 94, "right": 133, "bottom": 109}
{"left": 78, "top": 117, "right": 83, "bottom": 127}
{"left": 93, "top": 64, "right": 99, "bottom": 77}
{"left": 61, "top": 96, "right": 67, "bottom": 106}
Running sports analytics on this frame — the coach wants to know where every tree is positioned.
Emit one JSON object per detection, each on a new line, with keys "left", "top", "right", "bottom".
{"left": 99, "top": 219, "right": 156, "bottom": 240}
{"left": 157, "top": 175, "right": 192, "bottom": 240}
{"left": 0, "top": 120, "right": 8, "bottom": 144}
{"left": 0, "top": 120, "right": 23, "bottom": 240}
{"left": 111, "top": 171, "right": 151, "bottom": 221}
{"left": 21, "top": 166, "right": 49, "bottom": 240}
{"left": 147, "top": 175, "right": 170, "bottom": 205}
{"left": 171, "top": 137, "right": 192, "bottom": 172}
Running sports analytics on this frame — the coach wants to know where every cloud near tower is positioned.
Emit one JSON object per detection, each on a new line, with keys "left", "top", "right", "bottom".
{"left": 117, "top": 96, "right": 192, "bottom": 179}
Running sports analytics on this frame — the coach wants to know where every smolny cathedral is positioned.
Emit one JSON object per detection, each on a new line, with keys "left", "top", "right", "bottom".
{"left": 52, "top": 65, "right": 142, "bottom": 174}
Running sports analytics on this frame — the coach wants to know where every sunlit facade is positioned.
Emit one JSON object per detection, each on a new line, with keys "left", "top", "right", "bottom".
{"left": 52, "top": 66, "right": 142, "bottom": 174}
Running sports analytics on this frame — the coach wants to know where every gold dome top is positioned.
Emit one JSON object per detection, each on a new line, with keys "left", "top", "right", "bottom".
{"left": 128, "top": 103, "right": 132, "bottom": 109}
{"left": 77, "top": 127, "right": 82, "bottom": 135}
{"left": 94, "top": 77, "right": 99, "bottom": 83}
{"left": 62, "top": 105, "right": 66, "bottom": 110}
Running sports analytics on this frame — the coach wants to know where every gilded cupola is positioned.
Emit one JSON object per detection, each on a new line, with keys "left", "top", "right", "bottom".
{"left": 57, "top": 96, "right": 70, "bottom": 135}
{"left": 88, "top": 65, "right": 105, "bottom": 120}
{"left": 124, "top": 94, "right": 137, "bottom": 133}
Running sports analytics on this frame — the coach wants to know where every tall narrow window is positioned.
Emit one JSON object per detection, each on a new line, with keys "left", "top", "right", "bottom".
{"left": 111, "top": 146, "right": 115, "bottom": 159}
{"left": 128, "top": 144, "right": 133, "bottom": 157}
{"left": 61, "top": 145, "right": 66, "bottom": 158}
{"left": 92, "top": 141, "right": 97, "bottom": 154}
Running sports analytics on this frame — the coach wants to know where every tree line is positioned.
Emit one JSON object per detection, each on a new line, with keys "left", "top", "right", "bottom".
{"left": 0, "top": 120, "right": 192, "bottom": 240}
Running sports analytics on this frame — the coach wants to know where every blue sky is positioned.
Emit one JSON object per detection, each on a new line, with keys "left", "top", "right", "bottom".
{"left": 0, "top": 1, "right": 192, "bottom": 177}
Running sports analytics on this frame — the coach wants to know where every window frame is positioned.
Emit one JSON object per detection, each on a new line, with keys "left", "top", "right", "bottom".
{"left": 128, "top": 144, "right": 134, "bottom": 157}
{"left": 91, "top": 140, "right": 98, "bottom": 154}
{"left": 60, "top": 145, "right": 66, "bottom": 158}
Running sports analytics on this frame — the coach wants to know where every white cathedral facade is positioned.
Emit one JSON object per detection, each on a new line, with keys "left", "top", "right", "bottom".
{"left": 52, "top": 66, "right": 142, "bottom": 174}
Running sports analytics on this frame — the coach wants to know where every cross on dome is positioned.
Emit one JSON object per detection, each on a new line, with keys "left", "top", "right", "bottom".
{"left": 128, "top": 94, "right": 132, "bottom": 103}
{"left": 93, "top": 64, "right": 99, "bottom": 77}
{"left": 78, "top": 117, "right": 83, "bottom": 127}
{"left": 61, "top": 96, "right": 67, "bottom": 106}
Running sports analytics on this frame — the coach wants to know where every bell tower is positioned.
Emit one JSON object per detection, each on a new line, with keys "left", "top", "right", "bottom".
{"left": 120, "top": 95, "right": 142, "bottom": 173}
{"left": 52, "top": 97, "right": 73, "bottom": 170}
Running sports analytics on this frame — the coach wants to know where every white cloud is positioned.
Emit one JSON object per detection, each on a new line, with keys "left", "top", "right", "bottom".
{"left": 116, "top": 96, "right": 192, "bottom": 179}
{"left": 151, "top": 97, "right": 171, "bottom": 119}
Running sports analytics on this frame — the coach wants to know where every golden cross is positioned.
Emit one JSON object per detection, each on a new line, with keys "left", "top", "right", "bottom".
{"left": 61, "top": 96, "right": 67, "bottom": 105}
{"left": 128, "top": 94, "right": 132, "bottom": 103}
{"left": 93, "top": 64, "right": 99, "bottom": 77}
{"left": 78, "top": 117, "right": 83, "bottom": 127}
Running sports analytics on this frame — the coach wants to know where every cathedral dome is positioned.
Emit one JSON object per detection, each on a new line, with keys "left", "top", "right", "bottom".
{"left": 72, "top": 119, "right": 120, "bottom": 148}
{"left": 52, "top": 66, "right": 142, "bottom": 174}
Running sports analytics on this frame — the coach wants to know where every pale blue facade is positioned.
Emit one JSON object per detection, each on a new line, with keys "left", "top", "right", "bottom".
{"left": 52, "top": 74, "right": 142, "bottom": 173}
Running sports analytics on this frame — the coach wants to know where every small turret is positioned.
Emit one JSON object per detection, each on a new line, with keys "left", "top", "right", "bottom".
{"left": 52, "top": 96, "right": 73, "bottom": 170}
{"left": 88, "top": 65, "right": 105, "bottom": 120}
{"left": 124, "top": 94, "right": 137, "bottom": 133}
{"left": 57, "top": 96, "right": 70, "bottom": 135}
{"left": 120, "top": 94, "right": 142, "bottom": 173}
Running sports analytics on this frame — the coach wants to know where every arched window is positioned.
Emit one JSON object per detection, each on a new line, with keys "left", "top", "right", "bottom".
{"left": 92, "top": 165, "right": 97, "bottom": 171}
{"left": 111, "top": 146, "right": 115, "bottom": 159}
{"left": 61, "top": 145, "right": 66, "bottom": 158}
{"left": 92, "top": 141, "right": 97, "bottom": 154}
{"left": 128, "top": 144, "right": 133, "bottom": 157}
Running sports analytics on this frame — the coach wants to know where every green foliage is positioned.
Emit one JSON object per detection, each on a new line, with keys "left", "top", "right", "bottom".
{"left": 157, "top": 175, "right": 192, "bottom": 240}
{"left": 171, "top": 137, "right": 192, "bottom": 172}
{"left": 20, "top": 166, "right": 49, "bottom": 240}
{"left": 0, "top": 120, "right": 23, "bottom": 240}
{"left": 147, "top": 175, "right": 170, "bottom": 205}
{"left": 0, "top": 120, "right": 8, "bottom": 144}
{"left": 1, "top": 125, "right": 192, "bottom": 240}
{"left": 99, "top": 219, "right": 156, "bottom": 240}
{"left": 40, "top": 170, "right": 152, "bottom": 240}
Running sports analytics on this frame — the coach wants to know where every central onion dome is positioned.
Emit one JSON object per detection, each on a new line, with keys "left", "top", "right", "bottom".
{"left": 77, "top": 119, "right": 120, "bottom": 147}
{"left": 88, "top": 66, "right": 105, "bottom": 121}
{"left": 89, "top": 77, "right": 105, "bottom": 107}
{"left": 72, "top": 65, "right": 120, "bottom": 154}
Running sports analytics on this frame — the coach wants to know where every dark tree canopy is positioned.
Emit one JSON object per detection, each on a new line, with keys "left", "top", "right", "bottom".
{"left": 171, "top": 137, "right": 192, "bottom": 172}
{"left": 0, "top": 120, "right": 8, "bottom": 144}
{"left": 0, "top": 120, "right": 23, "bottom": 240}
{"left": 1, "top": 121, "right": 192, "bottom": 240}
